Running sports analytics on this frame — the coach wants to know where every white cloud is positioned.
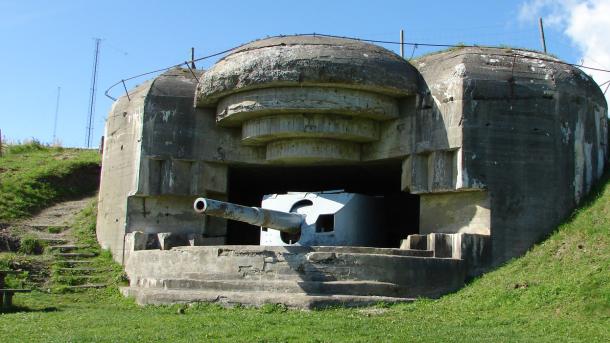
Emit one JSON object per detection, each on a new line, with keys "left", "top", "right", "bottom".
{"left": 518, "top": 0, "right": 574, "bottom": 26}
{"left": 520, "top": 0, "right": 610, "bottom": 104}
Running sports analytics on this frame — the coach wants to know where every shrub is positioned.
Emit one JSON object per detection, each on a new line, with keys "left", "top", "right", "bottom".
{"left": 18, "top": 236, "right": 45, "bottom": 255}
{"left": 5, "top": 140, "right": 47, "bottom": 154}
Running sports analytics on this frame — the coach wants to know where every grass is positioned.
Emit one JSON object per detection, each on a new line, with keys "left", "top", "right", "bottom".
{"left": 411, "top": 44, "right": 558, "bottom": 62}
{"left": 0, "top": 145, "right": 608, "bottom": 342}
{"left": 0, "top": 142, "right": 100, "bottom": 221}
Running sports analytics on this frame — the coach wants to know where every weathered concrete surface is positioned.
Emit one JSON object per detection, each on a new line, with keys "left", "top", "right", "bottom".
{"left": 196, "top": 35, "right": 420, "bottom": 106}
{"left": 412, "top": 47, "right": 608, "bottom": 265}
{"left": 241, "top": 114, "right": 380, "bottom": 145}
{"left": 123, "top": 245, "right": 465, "bottom": 307}
{"left": 194, "top": 37, "right": 418, "bottom": 165}
{"left": 265, "top": 139, "right": 361, "bottom": 163}
{"left": 97, "top": 80, "right": 152, "bottom": 263}
{"left": 121, "top": 288, "right": 414, "bottom": 309}
{"left": 419, "top": 191, "right": 490, "bottom": 235}
{"left": 217, "top": 87, "right": 399, "bottom": 126}
{"left": 98, "top": 69, "right": 258, "bottom": 262}
{"left": 400, "top": 232, "right": 491, "bottom": 278}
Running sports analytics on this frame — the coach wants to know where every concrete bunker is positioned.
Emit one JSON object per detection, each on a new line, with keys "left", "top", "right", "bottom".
{"left": 97, "top": 35, "right": 608, "bottom": 308}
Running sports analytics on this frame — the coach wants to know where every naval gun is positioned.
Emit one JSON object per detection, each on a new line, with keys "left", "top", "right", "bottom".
{"left": 194, "top": 191, "right": 386, "bottom": 247}
{"left": 193, "top": 198, "right": 303, "bottom": 234}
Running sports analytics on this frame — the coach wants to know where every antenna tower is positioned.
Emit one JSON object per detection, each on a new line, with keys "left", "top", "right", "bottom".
{"left": 86, "top": 38, "right": 102, "bottom": 148}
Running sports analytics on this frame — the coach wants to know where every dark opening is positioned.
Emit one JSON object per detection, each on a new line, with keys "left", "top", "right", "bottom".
{"left": 315, "top": 214, "right": 334, "bottom": 233}
{"left": 280, "top": 230, "right": 301, "bottom": 245}
{"left": 226, "top": 160, "right": 420, "bottom": 247}
{"left": 276, "top": 200, "right": 312, "bottom": 244}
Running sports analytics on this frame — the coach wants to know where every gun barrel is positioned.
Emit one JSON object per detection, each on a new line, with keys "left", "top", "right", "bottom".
{"left": 193, "top": 198, "right": 303, "bottom": 234}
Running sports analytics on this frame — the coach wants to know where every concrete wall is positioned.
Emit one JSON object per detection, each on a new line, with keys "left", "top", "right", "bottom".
{"left": 97, "top": 81, "right": 152, "bottom": 263}
{"left": 128, "top": 69, "right": 263, "bottom": 248}
{"left": 414, "top": 48, "right": 608, "bottom": 265}
{"left": 420, "top": 191, "right": 490, "bottom": 235}
{"left": 98, "top": 69, "right": 264, "bottom": 262}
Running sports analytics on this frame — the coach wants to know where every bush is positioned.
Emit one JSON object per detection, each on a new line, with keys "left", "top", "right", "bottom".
{"left": 18, "top": 236, "right": 45, "bottom": 255}
{"left": 5, "top": 140, "right": 47, "bottom": 154}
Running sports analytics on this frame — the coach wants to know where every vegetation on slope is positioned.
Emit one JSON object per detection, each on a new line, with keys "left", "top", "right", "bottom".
{"left": 0, "top": 142, "right": 100, "bottom": 221}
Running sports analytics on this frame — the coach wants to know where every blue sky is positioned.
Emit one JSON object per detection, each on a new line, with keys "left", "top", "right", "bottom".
{"left": 0, "top": 0, "right": 606, "bottom": 147}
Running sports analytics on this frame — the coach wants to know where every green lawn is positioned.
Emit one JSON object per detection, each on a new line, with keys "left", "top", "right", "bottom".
{"left": 0, "top": 145, "right": 608, "bottom": 342}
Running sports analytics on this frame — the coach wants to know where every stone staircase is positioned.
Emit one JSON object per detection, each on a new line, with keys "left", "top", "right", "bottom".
{"left": 49, "top": 244, "right": 107, "bottom": 290}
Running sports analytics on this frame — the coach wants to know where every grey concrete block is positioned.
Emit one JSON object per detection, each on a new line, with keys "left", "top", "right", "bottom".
{"left": 187, "top": 234, "right": 226, "bottom": 246}
{"left": 458, "top": 233, "right": 492, "bottom": 278}
{"left": 428, "top": 233, "right": 454, "bottom": 258}
{"left": 157, "top": 233, "right": 190, "bottom": 250}
{"left": 400, "top": 234, "right": 428, "bottom": 250}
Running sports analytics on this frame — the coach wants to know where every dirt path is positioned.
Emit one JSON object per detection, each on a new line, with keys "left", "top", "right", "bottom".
{"left": 19, "top": 196, "right": 97, "bottom": 228}
{"left": 6, "top": 195, "right": 98, "bottom": 245}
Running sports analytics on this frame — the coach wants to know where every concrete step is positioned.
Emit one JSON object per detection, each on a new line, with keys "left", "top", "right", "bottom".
{"left": 55, "top": 267, "right": 101, "bottom": 274}
{"left": 314, "top": 246, "right": 433, "bottom": 257}
{"left": 121, "top": 287, "right": 414, "bottom": 309}
{"left": 55, "top": 275, "right": 100, "bottom": 285}
{"left": 66, "top": 283, "right": 107, "bottom": 290}
{"left": 29, "top": 225, "right": 70, "bottom": 232}
{"left": 56, "top": 252, "right": 97, "bottom": 258}
{"left": 38, "top": 238, "right": 69, "bottom": 245}
{"left": 48, "top": 245, "right": 87, "bottom": 252}
{"left": 135, "top": 278, "right": 411, "bottom": 298}
{"left": 55, "top": 260, "right": 94, "bottom": 266}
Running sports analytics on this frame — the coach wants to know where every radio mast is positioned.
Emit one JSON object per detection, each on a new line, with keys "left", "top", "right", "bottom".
{"left": 86, "top": 38, "right": 102, "bottom": 148}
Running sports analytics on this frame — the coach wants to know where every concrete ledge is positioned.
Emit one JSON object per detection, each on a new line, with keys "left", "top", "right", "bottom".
{"left": 133, "top": 279, "right": 412, "bottom": 297}
{"left": 217, "top": 87, "right": 399, "bottom": 126}
{"left": 121, "top": 287, "right": 414, "bottom": 309}
{"left": 265, "top": 139, "right": 361, "bottom": 163}
{"left": 241, "top": 114, "right": 380, "bottom": 145}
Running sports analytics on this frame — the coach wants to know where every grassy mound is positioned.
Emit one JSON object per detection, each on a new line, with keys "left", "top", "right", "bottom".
{"left": 0, "top": 142, "right": 100, "bottom": 221}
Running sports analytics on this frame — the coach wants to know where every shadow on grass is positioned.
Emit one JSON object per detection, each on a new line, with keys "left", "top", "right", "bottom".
{"left": 0, "top": 305, "right": 60, "bottom": 314}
